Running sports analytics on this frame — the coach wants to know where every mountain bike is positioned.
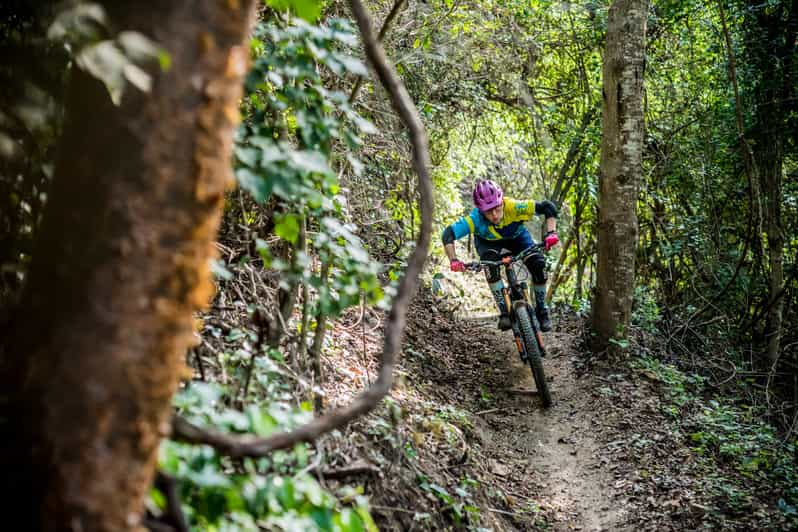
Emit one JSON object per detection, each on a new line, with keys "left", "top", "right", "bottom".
{"left": 465, "top": 244, "right": 552, "bottom": 407}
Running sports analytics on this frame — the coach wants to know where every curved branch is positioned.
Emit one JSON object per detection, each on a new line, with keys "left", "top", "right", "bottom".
{"left": 172, "top": 0, "right": 434, "bottom": 458}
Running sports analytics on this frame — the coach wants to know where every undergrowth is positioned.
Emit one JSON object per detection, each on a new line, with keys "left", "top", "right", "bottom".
{"left": 630, "top": 354, "right": 798, "bottom": 526}
{"left": 151, "top": 383, "right": 378, "bottom": 531}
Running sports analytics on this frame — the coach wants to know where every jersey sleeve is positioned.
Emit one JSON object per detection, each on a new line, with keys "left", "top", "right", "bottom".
{"left": 449, "top": 211, "right": 477, "bottom": 240}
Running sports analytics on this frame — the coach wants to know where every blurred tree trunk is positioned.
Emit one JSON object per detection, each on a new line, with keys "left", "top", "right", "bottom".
{"left": 0, "top": 1, "right": 255, "bottom": 530}
{"left": 592, "top": 0, "right": 648, "bottom": 352}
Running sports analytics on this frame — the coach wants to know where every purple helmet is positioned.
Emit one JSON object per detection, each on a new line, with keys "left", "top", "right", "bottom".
{"left": 473, "top": 180, "right": 504, "bottom": 212}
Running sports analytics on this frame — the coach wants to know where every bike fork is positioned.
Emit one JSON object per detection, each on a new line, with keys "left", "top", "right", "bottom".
{"left": 502, "top": 288, "right": 513, "bottom": 314}
{"left": 513, "top": 332, "right": 526, "bottom": 361}
{"left": 526, "top": 303, "right": 547, "bottom": 353}
{"left": 510, "top": 323, "right": 528, "bottom": 361}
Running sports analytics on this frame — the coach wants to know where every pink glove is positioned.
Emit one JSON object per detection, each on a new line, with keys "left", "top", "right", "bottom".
{"left": 450, "top": 259, "right": 466, "bottom": 272}
{"left": 544, "top": 231, "right": 559, "bottom": 252}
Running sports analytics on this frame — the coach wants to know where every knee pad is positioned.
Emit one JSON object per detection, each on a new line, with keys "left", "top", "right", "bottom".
{"left": 481, "top": 249, "right": 502, "bottom": 283}
{"left": 525, "top": 254, "right": 547, "bottom": 284}
{"left": 484, "top": 265, "right": 501, "bottom": 283}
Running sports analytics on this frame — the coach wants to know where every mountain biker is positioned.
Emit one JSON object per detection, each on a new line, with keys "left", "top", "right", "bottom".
{"left": 442, "top": 180, "right": 559, "bottom": 332}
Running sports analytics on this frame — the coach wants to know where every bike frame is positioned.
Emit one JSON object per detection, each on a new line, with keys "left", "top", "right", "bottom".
{"left": 463, "top": 243, "right": 552, "bottom": 406}
{"left": 467, "top": 244, "right": 547, "bottom": 359}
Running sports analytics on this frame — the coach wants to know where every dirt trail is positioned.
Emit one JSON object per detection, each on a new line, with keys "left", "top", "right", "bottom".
{"left": 402, "top": 277, "right": 632, "bottom": 531}
{"left": 390, "top": 263, "right": 657, "bottom": 531}
{"left": 465, "top": 315, "right": 626, "bottom": 531}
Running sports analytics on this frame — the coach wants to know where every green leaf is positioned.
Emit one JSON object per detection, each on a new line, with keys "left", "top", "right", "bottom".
{"left": 226, "top": 328, "right": 246, "bottom": 342}
{"left": 149, "top": 488, "right": 167, "bottom": 511}
{"left": 235, "top": 167, "right": 269, "bottom": 202}
{"left": 187, "top": 382, "right": 224, "bottom": 406}
{"left": 75, "top": 40, "right": 129, "bottom": 105}
{"left": 274, "top": 214, "right": 301, "bottom": 244}
{"left": 356, "top": 506, "right": 379, "bottom": 532}
{"left": 157, "top": 50, "right": 171, "bottom": 71}
{"left": 293, "top": 0, "right": 321, "bottom": 22}
{"left": 608, "top": 337, "right": 630, "bottom": 349}
{"left": 246, "top": 405, "right": 277, "bottom": 436}
{"left": 289, "top": 150, "right": 333, "bottom": 176}
{"left": 351, "top": 114, "right": 378, "bottom": 135}
{"left": 235, "top": 146, "right": 259, "bottom": 167}
{"left": 336, "top": 508, "right": 365, "bottom": 532}
{"left": 265, "top": 0, "right": 321, "bottom": 22}
{"left": 122, "top": 62, "right": 152, "bottom": 92}
{"left": 188, "top": 465, "right": 231, "bottom": 488}
{"left": 334, "top": 53, "right": 368, "bottom": 76}
{"left": 429, "top": 483, "right": 453, "bottom": 503}
{"left": 117, "top": 31, "right": 162, "bottom": 62}
{"left": 47, "top": 2, "right": 107, "bottom": 41}
{"left": 255, "top": 238, "right": 272, "bottom": 265}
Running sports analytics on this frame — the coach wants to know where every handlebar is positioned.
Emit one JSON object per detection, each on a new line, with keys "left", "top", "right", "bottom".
{"left": 462, "top": 243, "right": 545, "bottom": 272}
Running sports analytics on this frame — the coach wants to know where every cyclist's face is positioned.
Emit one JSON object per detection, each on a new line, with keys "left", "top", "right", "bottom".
{"left": 482, "top": 204, "right": 503, "bottom": 225}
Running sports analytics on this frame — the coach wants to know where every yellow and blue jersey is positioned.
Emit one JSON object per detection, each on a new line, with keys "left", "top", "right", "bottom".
{"left": 447, "top": 198, "right": 550, "bottom": 242}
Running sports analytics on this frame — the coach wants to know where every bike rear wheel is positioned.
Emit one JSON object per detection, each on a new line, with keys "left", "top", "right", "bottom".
{"left": 514, "top": 302, "right": 552, "bottom": 407}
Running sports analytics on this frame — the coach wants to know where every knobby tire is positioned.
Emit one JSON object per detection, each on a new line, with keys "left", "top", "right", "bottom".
{"left": 514, "top": 303, "right": 552, "bottom": 407}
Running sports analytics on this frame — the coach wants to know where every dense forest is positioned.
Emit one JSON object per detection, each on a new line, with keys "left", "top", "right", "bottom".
{"left": 0, "top": 0, "right": 796, "bottom": 530}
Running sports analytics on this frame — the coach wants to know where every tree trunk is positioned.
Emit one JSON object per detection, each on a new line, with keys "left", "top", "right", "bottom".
{"left": 760, "top": 138, "right": 785, "bottom": 363}
{"left": 0, "top": 1, "right": 255, "bottom": 530}
{"left": 575, "top": 253, "right": 587, "bottom": 303}
{"left": 744, "top": 0, "right": 797, "bottom": 363}
{"left": 592, "top": 0, "right": 648, "bottom": 351}
{"left": 574, "top": 178, "right": 586, "bottom": 302}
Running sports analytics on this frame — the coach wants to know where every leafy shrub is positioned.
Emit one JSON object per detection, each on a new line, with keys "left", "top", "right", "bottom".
{"left": 634, "top": 356, "right": 798, "bottom": 522}
{"left": 632, "top": 285, "right": 661, "bottom": 333}
{"left": 236, "top": 17, "right": 385, "bottom": 317}
{"left": 156, "top": 384, "right": 378, "bottom": 530}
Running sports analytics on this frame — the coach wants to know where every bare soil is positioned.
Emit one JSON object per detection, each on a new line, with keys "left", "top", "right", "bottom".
{"left": 399, "top": 291, "right": 629, "bottom": 531}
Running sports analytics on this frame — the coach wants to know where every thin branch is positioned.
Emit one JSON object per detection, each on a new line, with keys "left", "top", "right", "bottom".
{"left": 191, "top": 348, "right": 206, "bottom": 381}
{"left": 237, "top": 307, "right": 267, "bottom": 408}
{"left": 545, "top": 231, "right": 576, "bottom": 302}
{"left": 551, "top": 108, "right": 595, "bottom": 205}
{"left": 266, "top": 214, "right": 305, "bottom": 348}
{"left": 749, "top": 263, "right": 798, "bottom": 329}
{"left": 319, "top": 459, "right": 381, "bottom": 479}
{"left": 348, "top": 0, "right": 407, "bottom": 103}
{"left": 483, "top": 93, "right": 522, "bottom": 107}
{"left": 310, "top": 261, "right": 331, "bottom": 412}
{"left": 546, "top": 190, "right": 588, "bottom": 301}
{"left": 684, "top": 0, "right": 759, "bottom": 324}
{"left": 153, "top": 472, "right": 188, "bottom": 532}
{"left": 171, "top": 0, "right": 434, "bottom": 458}
{"left": 298, "top": 217, "right": 310, "bottom": 356}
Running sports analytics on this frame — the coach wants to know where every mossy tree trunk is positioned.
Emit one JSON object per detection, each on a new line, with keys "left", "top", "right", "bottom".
{"left": 0, "top": 1, "right": 254, "bottom": 529}
{"left": 592, "top": 0, "right": 648, "bottom": 352}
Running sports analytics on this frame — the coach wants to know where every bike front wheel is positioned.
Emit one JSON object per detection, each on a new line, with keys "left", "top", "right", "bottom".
{"left": 514, "top": 302, "right": 552, "bottom": 407}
